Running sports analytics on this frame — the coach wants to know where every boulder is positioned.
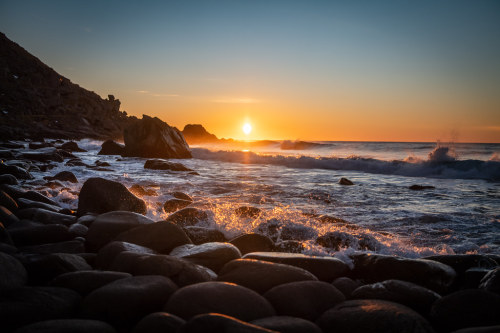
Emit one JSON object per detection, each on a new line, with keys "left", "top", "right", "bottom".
{"left": 163, "top": 198, "right": 191, "bottom": 213}
{"left": 0, "top": 163, "right": 32, "bottom": 179}
{"left": 409, "top": 185, "right": 435, "bottom": 190}
{"left": 235, "top": 206, "right": 262, "bottom": 218}
{"left": 0, "top": 252, "right": 27, "bottom": 292}
{"left": 332, "top": 277, "right": 363, "bottom": 298}
{"left": 165, "top": 207, "right": 209, "bottom": 227}
{"left": 19, "top": 239, "right": 85, "bottom": 254}
{"left": 86, "top": 211, "right": 154, "bottom": 252}
{"left": 96, "top": 241, "right": 156, "bottom": 269}
{"left": 81, "top": 275, "right": 178, "bottom": 329}
{"left": 183, "top": 226, "right": 226, "bottom": 245}
{"left": 129, "top": 184, "right": 158, "bottom": 196}
{"left": 60, "top": 141, "right": 87, "bottom": 152}
{"left": 316, "top": 230, "right": 380, "bottom": 251}
{"left": 0, "top": 189, "right": 18, "bottom": 212}
{"left": 230, "top": 233, "right": 274, "bottom": 255}
{"left": 274, "top": 240, "right": 305, "bottom": 253}
{"left": 338, "top": 177, "right": 354, "bottom": 185}
{"left": 251, "top": 316, "right": 322, "bottom": 333}
{"left": 0, "top": 205, "right": 20, "bottom": 226}
{"left": 77, "top": 178, "right": 147, "bottom": 216}
{"left": 351, "top": 279, "right": 441, "bottom": 315}
{"left": 20, "top": 149, "right": 64, "bottom": 162}
{"left": 20, "top": 190, "right": 59, "bottom": 206}
{"left": 44, "top": 170, "right": 78, "bottom": 183}
{"left": 14, "top": 319, "right": 115, "bottom": 333}
{"left": 263, "top": 281, "right": 345, "bottom": 321}
{"left": 479, "top": 267, "right": 500, "bottom": 294}
{"left": 164, "top": 281, "right": 275, "bottom": 321}
{"left": 122, "top": 115, "right": 191, "bottom": 159}
{"left": 351, "top": 253, "right": 456, "bottom": 293}
{"left": 317, "top": 299, "right": 434, "bottom": 333}
{"left": 115, "top": 220, "right": 192, "bottom": 254}
{"left": 430, "top": 289, "right": 500, "bottom": 332}
{"left": 0, "top": 287, "right": 81, "bottom": 331}
{"left": 182, "top": 313, "right": 277, "bottom": 333}
{"left": 98, "top": 140, "right": 125, "bottom": 155}
{"left": 23, "top": 208, "right": 76, "bottom": 225}
{"left": 218, "top": 259, "right": 318, "bottom": 294}
{"left": 17, "top": 197, "right": 62, "bottom": 212}
{"left": 172, "top": 191, "right": 192, "bottom": 201}
{"left": 0, "top": 174, "right": 19, "bottom": 184}
{"left": 9, "top": 224, "right": 72, "bottom": 246}
{"left": 169, "top": 242, "right": 241, "bottom": 272}
{"left": 132, "top": 312, "right": 185, "bottom": 333}
{"left": 144, "top": 159, "right": 193, "bottom": 172}
{"left": 50, "top": 270, "right": 132, "bottom": 295}
{"left": 68, "top": 223, "right": 88, "bottom": 237}
{"left": 23, "top": 253, "right": 92, "bottom": 284}
{"left": 243, "top": 252, "right": 349, "bottom": 282}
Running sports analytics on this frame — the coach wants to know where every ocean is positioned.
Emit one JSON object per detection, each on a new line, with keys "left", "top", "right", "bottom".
{"left": 29, "top": 140, "right": 500, "bottom": 259}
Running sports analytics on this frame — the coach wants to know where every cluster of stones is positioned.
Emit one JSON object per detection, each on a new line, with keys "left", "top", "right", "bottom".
{"left": 1, "top": 142, "right": 500, "bottom": 333}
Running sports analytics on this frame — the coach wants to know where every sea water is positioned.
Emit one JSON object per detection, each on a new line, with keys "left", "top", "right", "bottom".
{"left": 26, "top": 140, "right": 500, "bottom": 258}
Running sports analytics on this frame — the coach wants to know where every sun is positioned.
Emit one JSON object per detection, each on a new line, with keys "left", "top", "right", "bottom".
{"left": 242, "top": 123, "right": 252, "bottom": 135}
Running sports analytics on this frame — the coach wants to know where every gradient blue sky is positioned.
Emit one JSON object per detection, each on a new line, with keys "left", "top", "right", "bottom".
{"left": 1, "top": 0, "right": 499, "bottom": 142}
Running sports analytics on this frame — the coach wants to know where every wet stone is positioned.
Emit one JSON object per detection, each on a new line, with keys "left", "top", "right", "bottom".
{"left": 14, "top": 319, "right": 116, "bottom": 333}
{"left": 230, "top": 233, "right": 275, "bottom": 255}
{"left": 169, "top": 242, "right": 241, "bottom": 273}
{"left": 132, "top": 312, "right": 185, "bottom": 333}
{"left": 183, "top": 226, "right": 226, "bottom": 245}
{"left": 50, "top": 270, "right": 133, "bottom": 296}
{"left": 251, "top": 316, "right": 322, "bottom": 333}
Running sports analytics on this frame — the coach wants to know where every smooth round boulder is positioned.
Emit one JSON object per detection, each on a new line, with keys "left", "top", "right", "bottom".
{"left": 23, "top": 253, "right": 92, "bottom": 284}
{"left": 264, "top": 281, "right": 345, "bottom": 321}
{"left": 96, "top": 241, "right": 156, "bottom": 269}
{"left": 163, "top": 198, "right": 191, "bottom": 213}
{"left": 235, "top": 206, "right": 262, "bottom": 219}
{"left": 0, "top": 205, "right": 19, "bottom": 226}
{"left": 243, "top": 252, "right": 349, "bottom": 282}
{"left": 479, "top": 267, "right": 500, "bottom": 294}
{"left": 115, "top": 220, "right": 191, "bottom": 254}
{"left": 183, "top": 226, "right": 226, "bottom": 244}
{"left": 98, "top": 140, "right": 125, "bottom": 155}
{"left": 44, "top": 171, "right": 78, "bottom": 183}
{"left": 19, "top": 239, "right": 85, "bottom": 254}
{"left": 251, "top": 316, "right": 322, "bottom": 333}
{"left": 20, "top": 191, "right": 59, "bottom": 206}
{"left": 0, "top": 252, "right": 27, "bottom": 292}
{"left": 430, "top": 289, "right": 500, "bottom": 332}
{"left": 332, "top": 277, "right": 363, "bottom": 298}
{"left": 317, "top": 299, "right": 434, "bottom": 333}
{"left": 25, "top": 208, "right": 76, "bottom": 226}
{"left": 169, "top": 242, "right": 241, "bottom": 272}
{"left": 50, "top": 270, "right": 132, "bottom": 295}
{"left": 145, "top": 159, "right": 193, "bottom": 171}
{"left": 17, "top": 197, "right": 61, "bottom": 212}
{"left": 14, "top": 319, "right": 115, "bottom": 333}
{"left": 9, "top": 224, "right": 71, "bottom": 246}
{"left": 165, "top": 207, "right": 208, "bottom": 227}
{"left": 86, "top": 211, "right": 154, "bottom": 252}
{"left": 164, "top": 281, "right": 275, "bottom": 321}
{"left": 81, "top": 275, "right": 178, "bottom": 329}
{"left": 182, "top": 313, "right": 278, "bottom": 333}
{"left": 68, "top": 223, "right": 88, "bottom": 237}
{"left": 339, "top": 177, "right": 354, "bottom": 185}
{"left": 218, "top": 259, "right": 318, "bottom": 294}
{"left": 351, "top": 279, "right": 441, "bottom": 315}
{"left": 132, "top": 312, "right": 185, "bottom": 333}
{"left": 77, "top": 177, "right": 147, "bottom": 216}
{"left": 172, "top": 191, "right": 192, "bottom": 201}
{"left": 0, "top": 174, "right": 19, "bottom": 185}
{"left": 230, "top": 233, "right": 274, "bottom": 255}
{"left": 0, "top": 189, "right": 18, "bottom": 212}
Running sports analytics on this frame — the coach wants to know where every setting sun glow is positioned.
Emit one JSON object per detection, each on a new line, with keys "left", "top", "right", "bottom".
{"left": 242, "top": 123, "right": 252, "bottom": 135}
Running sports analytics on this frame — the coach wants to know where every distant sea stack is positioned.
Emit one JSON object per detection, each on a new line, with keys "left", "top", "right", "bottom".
{"left": 182, "top": 124, "right": 219, "bottom": 144}
{"left": 0, "top": 32, "right": 136, "bottom": 140}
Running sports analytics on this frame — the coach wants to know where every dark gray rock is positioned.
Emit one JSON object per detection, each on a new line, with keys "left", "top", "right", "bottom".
{"left": 50, "top": 270, "right": 132, "bottom": 296}
{"left": 78, "top": 177, "right": 147, "bottom": 216}
{"left": 263, "top": 281, "right": 345, "bottom": 321}
{"left": 20, "top": 149, "right": 64, "bottom": 162}
{"left": 165, "top": 281, "right": 275, "bottom": 321}
{"left": 169, "top": 242, "right": 241, "bottom": 272}
{"left": 0, "top": 174, "right": 19, "bottom": 184}
{"left": 218, "top": 259, "right": 318, "bottom": 294}
{"left": 235, "top": 206, "right": 262, "bottom": 218}
{"left": 17, "top": 197, "right": 61, "bottom": 212}
{"left": 81, "top": 275, "right": 178, "bottom": 329}
{"left": 243, "top": 252, "right": 349, "bottom": 282}
{"left": 332, "top": 277, "right": 363, "bottom": 298}
{"left": 251, "top": 316, "right": 322, "bottom": 333}
{"left": 20, "top": 190, "right": 59, "bottom": 206}
{"left": 23, "top": 253, "right": 92, "bottom": 284}
{"left": 274, "top": 240, "right": 305, "bottom": 253}
{"left": 182, "top": 313, "right": 277, "bottom": 333}
{"left": 18, "top": 208, "right": 76, "bottom": 225}
{"left": 86, "top": 211, "right": 154, "bottom": 252}
{"left": 115, "top": 220, "right": 191, "bottom": 254}
{"left": 145, "top": 159, "right": 193, "bottom": 172}
{"left": 316, "top": 230, "right": 380, "bottom": 251}
{"left": 98, "top": 140, "right": 125, "bottom": 155}
{"left": 0, "top": 252, "right": 27, "bottom": 292}
{"left": 339, "top": 177, "right": 354, "bottom": 185}
{"left": 230, "top": 233, "right": 274, "bottom": 255}
{"left": 165, "top": 207, "right": 209, "bottom": 227}
{"left": 183, "top": 226, "right": 226, "bottom": 245}
{"left": 0, "top": 205, "right": 20, "bottom": 226}
{"left": 129, "top": 184, "right": 158, "bottom": 196}
{"left": 68, "top": 223, "right": 88, "bottom": 237}
{"left": 163, "top": 198, "right": 192, "bottom": 213}
{"left": 44, "top": 170, "right": 78, "bottom": 183}
{"left": 479, "top": 267, "right": 500, "bottom": 294}
{"left": 19, "top": 239, "right": 85, "bottom": 254}
{"left": 95, "top": 241, "right": 156, "bottom": 269}
{"left": 450, "top": 326, "right": 500, "bottom": 333}
{"left": 172, "top": 191, "right": 192, "bottom": 201}
{"left": 0, "top": 163, "right": 32, "bottom": 179}
{"left": 0, "top": 189, "right": 18, "bottom": 212}
{"left": 317, "top": 299, "right": 435, "bottom": 333}
{"left": 14, "top": 319, "right": 115, "bottom": 333}
{"left": 132, "top": 312, "right": 185, "bottom": 333}
{"left": 60, "top": 141, "right": 87, "bottom": 152}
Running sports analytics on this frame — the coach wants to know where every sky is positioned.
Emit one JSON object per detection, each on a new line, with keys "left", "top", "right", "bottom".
{"left": 1, "top": 0, "right": 499, "bottom": 142}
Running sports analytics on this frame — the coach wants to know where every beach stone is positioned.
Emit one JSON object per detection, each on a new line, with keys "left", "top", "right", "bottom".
{"left": 96, "top": 241, "right": 156, "bottom": 269}
{"left": 17, "top": 197, "right": 61, "bottom": 212}
{"left": 263, "top": 281, "right": 345, "bottom": 321}
{"left": 60, "top": 141, "right": 87, "bottom": 152}
{"left": 450, "top": 326, "right": 500, "bottom": 333}
{"left": 165, "top": 207, "right": 209, "bottom": 227}
{"left": 20, "top": 149, "right": 64, "bottom": 162}
{"left": 230, "top": 233, "right": 274, "bottom": 255}
{"left": 21, "top": 190, "right": 59, "bottom": 206}
{"left": 19, "top": 239, "right": 85, "bottom": 254}
{"left": 0, "top": 205, "right": 20, "bottom": 226}
{"left": 316, "top": 230, "right": 380, "bottom": 251}
{"left": 14, "top": 319, "right": 115, "bottom": 333}
{"left": 132, "top": 312, "right": 185, "bottom": 333}
{"left": 170, "top": 242, "right": 241, "bottom": 272}
{"left": 68, "top": 223, "right": 88, "bottom": 237}
{"left": 0, "top": 287, "right": 81, "bottom": 331}
{"left": 0, "top": 174, "right": 19, "bottom": 184}
{"left": 351, "top": 279, "right": 441, "bottom": 315}
{"left": 122, "top": 115, "right": 191, "bottom": 159}
{"left": 0, "top": 183, "right": 26, "bottom": 199}
{"left": 183, "top": 226, "right": 226, "bottom": 244}
{"left": 409, "top": 184, "right": 435, "bottom": 190}
{"left": 0, "top": 163, "right": 32, "bottom": 179}
{"left": 332, "top": 277, "right": 363, "bottom": 298}
{"left": 462, "top": 267, "right": 491, "bottom": 289}
{"left": 338, "top": 177, "right": 354, "bottom": 185}
{"left": 165, "top": 281, "right": 275, "bottom": 321}
{"left": 78, "top": 177, "right": 147, "bottom": 216}
{"left": 129, "top": 184, "right": 158, "bottom": 196}
{"left": 274, "top": 240, "right": 305, "bottom": 253}
{"left": 144, "top": 159, "right": 193, "bottom": 172}
{"left": 0, "top": 223, "right": 14, "bottom": 245}
{"left": 430, "top": 289, "right": 500, "bottom": 332}
{"left": 98, "top": 140, "right": 125, "bottom": 155}
{"left": 479, "top": 267, "right": 500, "bottom": 294}
{"left": 25, "top": 208, "right": 76, "bottom": 225}
{"left": 23, "top": 253, "right": 92, "bottom": 284}
{"left": 86, "top": 211, "right": 154, "bottom": 251}
{"left": 77, "top": 213, "right": 98, "bottom": 227}
{"left": 163, "top": 198, "right": 191, "bottom": 212}
{"left": 109, "top": 251, "right": 214, "bottom": 286}
{"left": 172, "top": 191, "right": 192, "bottom": 201}
{"left": 28, "top": 141, "right": 52, "bottom": 149}
{"left": 218, "top": 259, "right": 318, "bottom": 294}
{"left": 251, "top": 316, "right": 322, "bottom": 333}
{"left": 0, "top": 189, "right": 18, "bottom": 212}
{"left": 50, "top": 270, "right": 132, "bottom": 296}
{"left": 243, "top": 252, "right": 349, "bottom": 282}
{"left": 81, "top": 275, "right": 178, "bottom": 329}
{"left": 44, "top": 170, "right": 78, "bottom": 183}
{"left": 235, "top": 206, "right": 262, "bottom": 218}
{"left": 0, "top": 252, "right": 27, "bottom": 292}
{"left": 351, "top": 253, "right": 456, "bottom": 293}
{"left": 318, "top": 299, "right": 434, "bottom": 333}
{"left": 115, "top": 220, "right": 192, "bottom": 254}
{"left": 182, "top": 313, "right": 277, "bottom": 333}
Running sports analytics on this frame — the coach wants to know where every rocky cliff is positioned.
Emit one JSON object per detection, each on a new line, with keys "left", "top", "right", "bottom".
{"left": 182, "top": 124, "right": 219, "bottom": 144}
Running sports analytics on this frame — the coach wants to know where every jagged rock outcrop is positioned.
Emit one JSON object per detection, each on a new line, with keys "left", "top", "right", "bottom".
{"left": 182, "top": 124, "right": 218, "bottom": 144}
{"left": 0, "top": 32, "right": 137, "bottom": 140}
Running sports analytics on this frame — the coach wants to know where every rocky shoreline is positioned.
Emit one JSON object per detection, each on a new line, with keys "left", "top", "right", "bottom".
{"left": 1, "top": 138, "right": 500, "bottom": 333}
